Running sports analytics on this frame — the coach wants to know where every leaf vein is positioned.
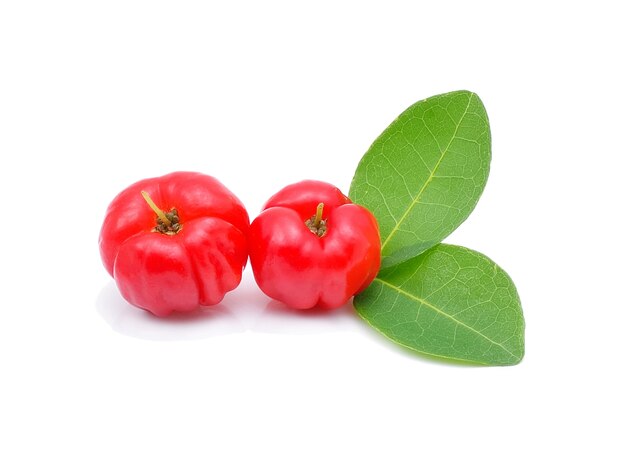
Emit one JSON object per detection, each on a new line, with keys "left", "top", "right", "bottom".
{"left": 380, "top": 93, "right": 475, "bottom": 253}
{"left": 374, "top": 277, "right": 521, "bottom": 360}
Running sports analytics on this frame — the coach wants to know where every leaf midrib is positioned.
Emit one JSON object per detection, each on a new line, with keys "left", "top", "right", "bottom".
{"left": 380, "top": 92, "right": 474, "bottom": 253}
{"left": 374, "top": 277, "right": 520, "bottom": 360}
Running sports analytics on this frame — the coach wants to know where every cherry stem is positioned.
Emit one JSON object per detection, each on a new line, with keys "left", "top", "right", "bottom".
{"left": 313, "top": 203, "right": 324, "bottom": 228}
{"left": 141, "top": 191, "right": 172, "bottom": 227}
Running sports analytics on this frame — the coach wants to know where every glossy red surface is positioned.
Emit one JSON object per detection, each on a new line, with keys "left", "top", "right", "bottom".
{"left": 99, "top": 172, "right": 249, "bottom": 316}
{"left": 249, "top": 180, "right": 380, "bottom": 309}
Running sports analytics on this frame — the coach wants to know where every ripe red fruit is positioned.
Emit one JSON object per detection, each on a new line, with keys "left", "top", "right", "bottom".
{"left": 248, "top": 180, "right": 381, "bottom": 309}
{"left": 99, "top": 172, "right": 249, "bottom": 317}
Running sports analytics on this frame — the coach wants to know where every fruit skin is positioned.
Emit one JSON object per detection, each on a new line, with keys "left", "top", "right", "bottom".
{"left": 99, "top": 171, "right": 249, "bottom": 317}
{"left": 248, "top": 180, "right": 381, "bottom": 310}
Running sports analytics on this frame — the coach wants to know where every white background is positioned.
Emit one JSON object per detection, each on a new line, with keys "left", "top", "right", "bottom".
{"left": 1, "top": 1, "right": 624, "bottom": 450}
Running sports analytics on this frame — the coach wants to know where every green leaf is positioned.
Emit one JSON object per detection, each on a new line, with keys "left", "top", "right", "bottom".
{"left": 354, "top": 244, "right": 524, "bottom": 366}
{"left": 349, "top": 91, "right": 491, "bottom": 268}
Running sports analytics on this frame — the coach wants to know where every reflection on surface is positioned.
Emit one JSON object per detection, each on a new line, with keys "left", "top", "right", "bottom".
{"left": 253, "top": 299, "right": 361, "bottom": 334}
{"left": 96, "top": 274, "right": 363, "bottom": 341}
{"left": 96, "top": 281, "right": 245, "bottom": 341}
